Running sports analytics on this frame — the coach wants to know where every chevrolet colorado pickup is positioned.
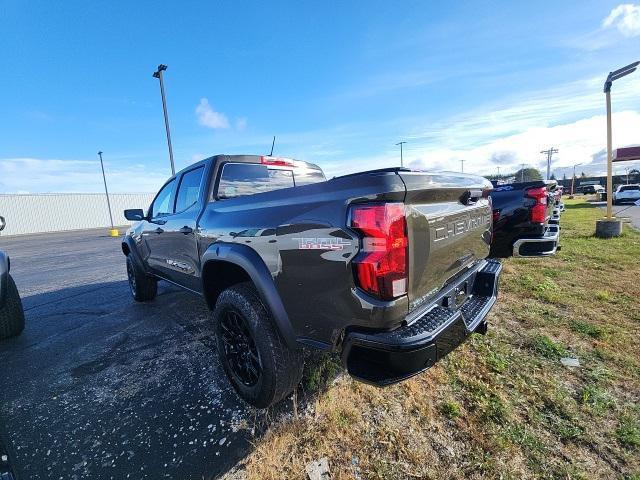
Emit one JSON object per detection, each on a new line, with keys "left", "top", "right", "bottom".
{"left": 122, "top": 155, "right": 502, "bottom": 407}
{"left": 489, "top": 181, "right": 560, "bottom": 258}
{"left": 0, "top": 216, "right": 25, "bottom": 341}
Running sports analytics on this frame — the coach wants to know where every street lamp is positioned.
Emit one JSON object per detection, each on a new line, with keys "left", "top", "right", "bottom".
{"left": 603, "top": 61, "right": 638, "bottom": 219}
{"left": 395, "top": 141, "right": 407, "bottom": 167}
{"left": 97, "top": 151, "right": 118, "bottom": 237}
{"left": 153, "top": 64, "right": 176, "bottom": 176}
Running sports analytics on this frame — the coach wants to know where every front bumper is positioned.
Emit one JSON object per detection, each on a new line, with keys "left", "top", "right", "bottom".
{"left": 512, "top": 224, "right": 560, "bottom": 257}
{"left": 341, "top": 259, "right": 502, "bottom": 386}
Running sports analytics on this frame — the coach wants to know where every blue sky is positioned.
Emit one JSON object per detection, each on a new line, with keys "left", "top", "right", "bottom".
{"left": 1, "top": 0, "right": 639, "bottom": 192}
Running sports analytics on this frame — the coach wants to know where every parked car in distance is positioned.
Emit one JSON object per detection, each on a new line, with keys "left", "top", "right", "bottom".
{"left": 613, "top": 184, "right": 640, "bottom": 204}
{"left": 580, "top": 184, "right": 605, "bottom": 195}
{"left": 0, "top": 216, "right": 26, "bottom": 340}
{"left": 489, "top": 181, "right": 560, "bottom": 258}
{"left": 122, "top": 155, "right": 502, "bottom": 407}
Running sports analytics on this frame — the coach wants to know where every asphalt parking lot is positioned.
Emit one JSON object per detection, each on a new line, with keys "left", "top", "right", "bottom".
{"left": 590, "top": 199, "right": 640, "bottom": 228}
{"left": 0, "top": 229, "right": 253, "bottom": 479}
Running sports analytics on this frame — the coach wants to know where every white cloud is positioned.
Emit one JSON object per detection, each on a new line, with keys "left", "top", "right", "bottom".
{"left": 603, "top": 4, "right": 640, "bottom": 37}
{"left": 314, "top": 74, "right": 640, "bottom": 179}
{"left": 403, "top": 111, "right": 640, "bottom": 178}
{"left": 0, "top": 158, "right": 168, "bottom": 193}
{"left": 195, "top": 98, "right": 230, "bottom": 129}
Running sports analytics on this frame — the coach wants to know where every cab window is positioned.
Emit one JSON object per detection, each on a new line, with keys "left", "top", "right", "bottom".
{"left": 217, "top": 163, "right": 294, "bottom": 200}
{"left": 175, "top": 166, "right": 205, "bottom": 212}
{"left": 150, "top": 179, "right": 176, "bottom": 218}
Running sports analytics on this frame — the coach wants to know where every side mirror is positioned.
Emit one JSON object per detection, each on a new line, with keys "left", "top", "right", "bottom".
{"left": 124, "top": 209, "right": 146, "bottom": 221}
{"left": 0, "top": 216, "right": 5, "bottom": 231}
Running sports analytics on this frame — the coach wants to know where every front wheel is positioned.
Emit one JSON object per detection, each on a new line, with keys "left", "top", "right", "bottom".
{"left": 126, "top": 255, "right": 157, "bottom": 302}
{"left": 0, "top": 275, "right": 25, "bottom": 340}
{"left": 213, "top": 283, "right": 303, "bottom": 408}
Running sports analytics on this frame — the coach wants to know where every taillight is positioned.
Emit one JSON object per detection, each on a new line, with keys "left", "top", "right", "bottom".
{"left": 526, "top": 187, "right": 548, "bottom": 224}
{"left": 260, "top": 156, "right": 294, "bottom": 167}
{"left": 350, "top": 203, "right": 408, "bottom": 300}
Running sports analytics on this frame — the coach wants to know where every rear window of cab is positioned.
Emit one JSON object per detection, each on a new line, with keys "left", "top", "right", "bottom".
{"left": 215, "top": 163, "right": 324, "bottom": 200}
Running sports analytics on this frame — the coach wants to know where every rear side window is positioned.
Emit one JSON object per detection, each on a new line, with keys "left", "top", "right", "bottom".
{"left": 175, "top": 166, "right": 205, "bottom": 212}
{"left": 150, "top": 179, "right": 176, "bottom": 218}
{"left": 217, "top": 163, "right": 295, "bottom": 199}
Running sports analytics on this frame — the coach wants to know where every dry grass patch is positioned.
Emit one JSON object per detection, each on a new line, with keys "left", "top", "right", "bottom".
{"left": 226, "top": 198, "right": 640, "bottom": 479}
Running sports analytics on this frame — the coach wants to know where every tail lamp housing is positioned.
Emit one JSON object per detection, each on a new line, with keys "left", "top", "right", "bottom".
{"left": 526, "top": 186, "right": 548, "bottom": 224}
{"left": 350, "top": 203, "right": 408, "bottom": 300}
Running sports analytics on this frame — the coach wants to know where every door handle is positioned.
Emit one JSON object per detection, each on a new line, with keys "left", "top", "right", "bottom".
{"left": 154, "top": 227, "right": 164, "bottom": 234}
{"left": 179, "top": 226, "right": 193, "bottom": 235}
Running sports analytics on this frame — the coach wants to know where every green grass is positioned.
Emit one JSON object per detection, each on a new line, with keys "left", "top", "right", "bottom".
{"left": 439, "top": 399, "right": 461, "bottom": 419}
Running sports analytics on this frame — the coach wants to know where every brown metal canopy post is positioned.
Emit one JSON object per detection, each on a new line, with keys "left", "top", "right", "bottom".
{"left": 603, "top": 61, "right": 638, "bottom": 219}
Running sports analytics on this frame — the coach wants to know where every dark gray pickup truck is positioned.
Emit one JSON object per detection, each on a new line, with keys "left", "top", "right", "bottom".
{"left": 123, "top": 155, "right": 502, "bottom": 407}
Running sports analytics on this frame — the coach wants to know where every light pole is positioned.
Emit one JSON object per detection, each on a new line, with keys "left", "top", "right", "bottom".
{"left": 571, "top": 163, "right": 582, "bottom": 196}
{"left": 625, "top": 167, "right": 630, "bottom": 184}
{"left": 604, "top": 61, "right": 638, "bottom": 218}
{"left": 98, "top": 151, "right": 118, "bottom": 237}
{"left": 153, "top": 64, "right": 175, "bottom": 176}
{"left": 520, "top": 163, "right": 526, "bottom": 182}
{"left": 460, "top": 159, "right": 465, "bottom": 173}
{"left": 395, "top": 141, "right": 406, "bottom": 167}
{"left": 497, "top": 166, "right": 500, "bottom": 177}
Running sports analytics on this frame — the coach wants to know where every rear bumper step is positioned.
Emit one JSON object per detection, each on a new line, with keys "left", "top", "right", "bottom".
{"left": 512, "top": 224, "right": 559, "bottom": 257}
{"left": 341, "top": 259, "right": 502, "bottom": 386}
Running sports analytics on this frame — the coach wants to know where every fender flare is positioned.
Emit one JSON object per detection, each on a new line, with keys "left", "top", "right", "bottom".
{"left": 121, "top": 236, "right": 147, "bottom": 273}
{"left": 201, "top": 243, "right": 297, "bottom": 349}
{"left": 0, "top": 250, "right": 9, "bottom": 309}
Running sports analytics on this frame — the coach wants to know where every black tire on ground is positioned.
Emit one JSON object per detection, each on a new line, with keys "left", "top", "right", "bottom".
{"left": 0, "top": 275, "right": 25, "bottom": 340}
{"left": 126, "top": 255, "right": 157, "bottom": 302}
{"left": 214, "top": 282, "right": 304, "bottom": 408}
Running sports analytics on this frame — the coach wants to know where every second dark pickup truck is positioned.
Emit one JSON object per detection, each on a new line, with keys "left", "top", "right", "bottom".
{"left": 489, "top": 180, "right": 560, "bottom": 258}
{"left": 123, "top": 155, "right": 502, "bottom": 407}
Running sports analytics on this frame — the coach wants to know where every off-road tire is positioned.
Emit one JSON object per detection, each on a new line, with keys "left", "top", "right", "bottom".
{"left": 126, "top": 255, "right": 157, "bottom": 302}
{"left": 0, "top": 275, "right": 25, "bottom": 340}
{"left": 214, "top": 282, "right": 304, "bottom": 408}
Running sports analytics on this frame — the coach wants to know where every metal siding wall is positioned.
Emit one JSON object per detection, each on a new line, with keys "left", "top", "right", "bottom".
{"left": 0, "top": 193, "right": 155, "bottom": 236}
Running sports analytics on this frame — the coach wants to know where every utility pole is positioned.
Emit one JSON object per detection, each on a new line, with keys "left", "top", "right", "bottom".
{"left": 625, "top": 167, "right": 630, "bottom": 184}
{"left": 571, "top": 163, "right": 582, "bottom": 196}
{"left": 395, "top": 141, "right": 407, "bottom": 167}
{"left": 520, "top": 163, "right": 526, "bottom": 182}
{"left": 153, "top": 64, "right": 175, "bottom": 176}
{"left": 497, "top": 166, "right": 500, "bottom": 177}
{"left": 540, "top": 147, "right": 558, "bottom": 180}
{"left": 98, "top": 151, "right": 118, "bottom": 237}
{"left": 460, "top": 159, "right": 465, "bottom": 173}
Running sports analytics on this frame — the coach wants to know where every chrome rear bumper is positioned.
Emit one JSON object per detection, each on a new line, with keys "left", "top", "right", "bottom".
{"left": 513, "top": 224, "right": 560, "bottom": 257}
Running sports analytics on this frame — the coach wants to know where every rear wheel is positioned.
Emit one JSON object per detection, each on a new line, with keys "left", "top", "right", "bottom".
{"left": 126, "top": 255, "right": 157, "bottom": 302}
{"left": 213, "top": 283, "right": 303, "bottom": 408}
{"left": 0, "top": 275, "right": 25, "bottom": 340}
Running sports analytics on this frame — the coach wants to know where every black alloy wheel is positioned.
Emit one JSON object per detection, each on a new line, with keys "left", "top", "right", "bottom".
{"left": 218, "top": 308, "right": 262, "bottom": 387}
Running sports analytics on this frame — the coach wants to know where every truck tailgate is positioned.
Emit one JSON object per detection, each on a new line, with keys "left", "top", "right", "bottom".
{"left": 398, "top": 172, "right": 493, "bottom": 311}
